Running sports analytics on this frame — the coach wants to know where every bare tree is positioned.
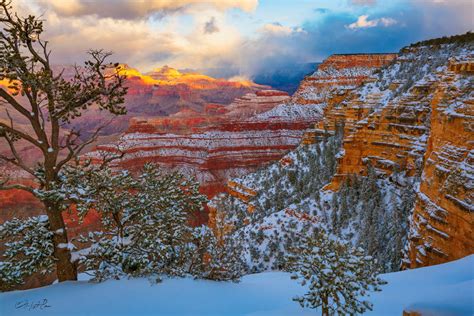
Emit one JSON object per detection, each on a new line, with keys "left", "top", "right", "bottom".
{"left": 0, "top": 1, "right": 127, "bottom": 282}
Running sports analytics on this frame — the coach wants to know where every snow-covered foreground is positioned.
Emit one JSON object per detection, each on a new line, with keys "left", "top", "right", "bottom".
{"left": 1, "top": 255, "right": 473, "bottom": 316}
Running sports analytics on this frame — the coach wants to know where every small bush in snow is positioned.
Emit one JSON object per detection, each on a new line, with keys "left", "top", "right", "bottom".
{"left": 287, "top": 231, "right": 386, "bottom": 316}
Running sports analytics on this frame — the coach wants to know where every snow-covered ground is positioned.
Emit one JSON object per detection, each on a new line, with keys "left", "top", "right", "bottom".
{"left": 1, "top": 255, "right": 472, "bottom": 316}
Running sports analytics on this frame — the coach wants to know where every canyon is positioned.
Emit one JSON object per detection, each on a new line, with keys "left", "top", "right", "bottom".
{"left": 85, "top": 89, "right": 293, "bottom": 201}
{"left": 209, "top": 36, "right": 473, "bottom": 272}
{"left": 86, "top": 54, "right": 395, "bottom": 202}
{"left": 0, "top": 66, "right": 270, "bottom": 225}
{"left": 1, "top": 35, "right": 472, "bottom": 278}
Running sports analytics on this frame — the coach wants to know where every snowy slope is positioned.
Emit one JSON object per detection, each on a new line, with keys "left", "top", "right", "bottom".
{"left": 1, "top": 255, "right": 472, "bottom": 316}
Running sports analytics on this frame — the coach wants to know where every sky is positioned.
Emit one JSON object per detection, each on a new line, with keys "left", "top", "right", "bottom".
{"left": 13, "top": 0, "right": 474, "bottom": 79}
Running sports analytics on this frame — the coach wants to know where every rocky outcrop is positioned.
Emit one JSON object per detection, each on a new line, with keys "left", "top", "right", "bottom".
{"left": 406, "top": 58, "right": 474, "bottom": 268}
{"left": 296, "top": 54, "right": 397, "bottom": 145}
{"left": 68, "top": 65, "right": 268, "bottom": 137}
{"left": 314, "top": 46, "right": 474, "bottom": 268}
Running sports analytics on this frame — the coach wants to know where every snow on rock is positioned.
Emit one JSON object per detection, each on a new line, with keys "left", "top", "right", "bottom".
{"left": 84, "top": 54, "right": 394, "bottom": 204}
{"left": 84, "top": 90, "right": 295, "bottom": 201}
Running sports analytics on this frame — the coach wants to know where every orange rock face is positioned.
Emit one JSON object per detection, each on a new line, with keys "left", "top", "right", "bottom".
{"left": 406, "top": 59, "right": 474, "bottom": 268}
{"left": 323, "top": 82, "right": 434, "bottom": 191}
{"left": 315, "top": 51, "right": 473, "bottom": 268}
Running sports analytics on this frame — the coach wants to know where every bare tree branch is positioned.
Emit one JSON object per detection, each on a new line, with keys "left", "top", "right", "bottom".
{"left": 0, "top": 176, "right": 35, "bottom": 194}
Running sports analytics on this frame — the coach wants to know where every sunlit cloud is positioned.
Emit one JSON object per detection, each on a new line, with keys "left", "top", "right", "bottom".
{"left": 260, "top": 23, "right": 305, "bottom": 36}
{"left": 347, "top": 15, "right": 397, "bottom": 29}
{"left": 9, "top": 0, "right": 474, "bottom": 81}
{"left": 37, "top": 0, "right": 258, "bottom": 19}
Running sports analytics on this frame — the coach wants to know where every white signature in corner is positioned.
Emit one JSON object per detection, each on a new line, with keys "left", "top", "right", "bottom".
{"left": 14, "top": 298, "right": 51, "bottom": 311}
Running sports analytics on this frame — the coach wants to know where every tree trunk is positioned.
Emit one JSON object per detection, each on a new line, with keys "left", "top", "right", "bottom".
{"left": 45, "top": 201, "right": 77, "bottom": 282}
{"left": 321, "top": 295, "right": 329, "bottom": 316}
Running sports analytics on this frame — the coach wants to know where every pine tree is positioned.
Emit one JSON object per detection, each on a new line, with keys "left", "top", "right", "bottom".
{"left": 330, "top": 194, "right": 340, "bottom": 233}
{"left": 358, "top": 163, "right": 384, "bottom": 256}
{"left": 187, "top": 225, "right": 217, "bottom": 278}
{"left": 288, "top": 231, "right": 386, "bottom": 315}
{"left": 0, "top": 215, "right": 54, "bottom": 289}
{"left": 77, "top": 163, "right": 208, "bottom": 281}
{"left": 0, "top": 2, "right": 128, "bottom": 282}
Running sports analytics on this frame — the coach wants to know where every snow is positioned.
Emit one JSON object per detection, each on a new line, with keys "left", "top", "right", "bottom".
{"left": 1, "top": 255, "right": 473, "bottom": 316}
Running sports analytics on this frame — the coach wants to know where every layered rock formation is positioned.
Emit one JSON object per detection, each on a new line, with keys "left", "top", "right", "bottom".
{"left": 87, "top": 54, "right": 395, "bottom": 203}
{"left": 209, "top": 35, "right": 473, "bottom": 271}
{"left": 407, "top": 57, "right": 474, "bottom": 268}
{"left": 67, "top": 65, "right": 268, "bottom": 138}
{"left": 85, "top": 90, "right": 292, "bottom": 199}
{"left": 0, "top": 65, "right": 268, "bottom": 225}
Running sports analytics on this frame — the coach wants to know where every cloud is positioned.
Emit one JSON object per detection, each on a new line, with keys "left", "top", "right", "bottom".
{"left": 261, "top": 23, "right": 294, "bottom": 36}
{"left": 10, "top": 0, "right": 474, "bottom": 83}
{"left": 14, "top": 0, "right": 246, "bottom": 72}
{"left": 234, "top": 0, "right": 472, "bottom": 79}
{"left": 347, "top": 15, "right": 397, "bottom": 29}
{"left": 37, "top": 0, "right": 258, "bottom": 20}
{"left": 204, "top": 17, "right": 219, "bottom": 34}
{"left": 261, "top": 23, "right": 305, "bottom": 36}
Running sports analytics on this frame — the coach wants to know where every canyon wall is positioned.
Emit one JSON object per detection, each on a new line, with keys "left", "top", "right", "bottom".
{"left": 88, "top": 54, "right": 395, "bottom": 203}
{"left": 0, "top": 65, "right": 269, "bottom": 226}
{"left": 314, "top": 49, "right": 474, "bottom": 268}
{"left": 209, "top": 38, "right": 473, "bottom": 271}
{"left": 407, "top": 58, "right": 473, "bottom": 268}
{"left": 85, "top": 90, "right": 295, "bottom": 200}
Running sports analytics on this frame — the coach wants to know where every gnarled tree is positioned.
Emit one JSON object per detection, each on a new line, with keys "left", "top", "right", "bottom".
{"left": 0, "top": 1, "right": 127, "bottom": 282}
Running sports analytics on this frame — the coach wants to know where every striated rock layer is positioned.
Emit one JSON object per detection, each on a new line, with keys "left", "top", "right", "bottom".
{"left": 209, "top": 37, "right": 473, "bottom": 270}
{"left": 307, "top": 45, "right": 473, "bottom": 268}
{"left": 66, "top": 65, "right": 269, "bottom": 138}
{"left": 87, "top": 54, "right": 395, "bottom": 203}
{"left": 407, "top": 58, "right": 474, "bottom": 268}
{"left": 86, "top": 90, "right": 292, "bottom": 200}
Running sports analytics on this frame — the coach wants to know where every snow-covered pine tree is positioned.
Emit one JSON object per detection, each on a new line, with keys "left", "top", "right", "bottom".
{"left": 0, "top": 2, "right": 128, "bottom": 282}
{"left": 188, "top": 225, "right": 217, "bottom": 278}
{"left": 188, "top": 225, "right": 247, "bottom": 281}
{"left": 130, "top": 164, "right": 207, "bottom": 276}
{"left": 76, "top": 163, "right": 208, "bottom": 281}
{"left": 204, "top": 231, "right": 246, "bottom": 281}
{"left": 0, "top": 215, "right": 54, "bottom": 289}
{"left": 287, "top": 231, "right": 386, "bottom": 316}
{"left": 358, "top": 163, "right": 384, "bottom": 256}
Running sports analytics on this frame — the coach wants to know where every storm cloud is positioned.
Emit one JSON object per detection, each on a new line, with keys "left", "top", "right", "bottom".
{"left": 12, "top": 0, "right": 474, "bottom": 80}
